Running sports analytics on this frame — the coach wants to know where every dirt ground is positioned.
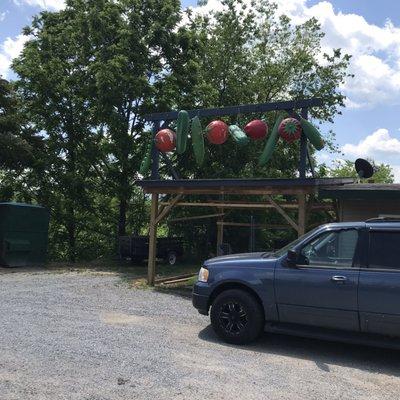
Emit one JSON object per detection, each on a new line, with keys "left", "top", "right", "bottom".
{"left": 1, "top": 269, "right": 400, "bottom": 400}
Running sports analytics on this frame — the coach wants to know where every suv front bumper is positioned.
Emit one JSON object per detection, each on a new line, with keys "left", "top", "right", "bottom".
{"left": 192, "top": 282, "right": 211, "bottom": 315}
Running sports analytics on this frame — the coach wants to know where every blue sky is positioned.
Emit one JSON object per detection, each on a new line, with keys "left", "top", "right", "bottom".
{"left": 1, "top": 0, "right": 400, "bottom": 179}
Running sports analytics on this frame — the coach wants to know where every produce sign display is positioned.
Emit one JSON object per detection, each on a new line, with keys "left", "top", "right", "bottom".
{"left": 140, "top": 110, "right": 325, "bottom": 175}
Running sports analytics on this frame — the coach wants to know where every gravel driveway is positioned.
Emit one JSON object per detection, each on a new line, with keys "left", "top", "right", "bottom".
{"left": 1, "top": 270, "right": 400, "bottom": 400}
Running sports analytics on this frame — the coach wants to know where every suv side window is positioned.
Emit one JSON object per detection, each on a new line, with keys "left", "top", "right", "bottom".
{"left": 299, "top": 229, "right": 359, "bottom": 268}
{"left": 369, "top": 230, "right": 400, "bottom": 270}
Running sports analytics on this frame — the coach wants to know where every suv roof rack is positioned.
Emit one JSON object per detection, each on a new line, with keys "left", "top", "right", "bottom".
{"left": 366, "top": 216, "right": 400, "bottom": 223}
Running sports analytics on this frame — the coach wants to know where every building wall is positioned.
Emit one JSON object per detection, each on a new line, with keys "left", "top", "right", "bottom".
{"left": 339, "top": 199, "right": 400, "bottom": 222}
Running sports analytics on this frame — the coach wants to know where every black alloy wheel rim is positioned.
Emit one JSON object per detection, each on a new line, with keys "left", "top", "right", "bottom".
{"left": 219, "top": 301, "right": 248, "bottom": 335}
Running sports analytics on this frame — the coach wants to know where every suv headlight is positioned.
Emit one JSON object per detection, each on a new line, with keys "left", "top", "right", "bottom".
{"left": 198, "top": 267, "right": 209, "bottom": 283}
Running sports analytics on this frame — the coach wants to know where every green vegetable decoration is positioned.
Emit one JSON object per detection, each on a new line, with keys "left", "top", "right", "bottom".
{"left": 300, "top": 117, "right": 325, "bottom": 150}
{"left": 229, "top": 124, "right": 250, "bottom": 146}
{"left": 258, "top": 113, "right": 286, "bottom": 167}
{"left": 139, "top": 139, "right": 153, "bottom": 176}
{"left": 176, "top": 110, "right": 190, "bottom": 154}
{"left": 278, "top": 118, "right": 302, "bottom": 143}
{"left": 191, "top": 116, "right": 205, "bottom": 166}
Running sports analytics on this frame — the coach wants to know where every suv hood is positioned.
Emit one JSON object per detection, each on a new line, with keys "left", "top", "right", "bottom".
{"left": 204, "top": 252, "right": 275, "bottom": 267}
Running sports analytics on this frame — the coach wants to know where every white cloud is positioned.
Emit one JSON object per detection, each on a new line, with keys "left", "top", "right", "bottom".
{"left": 0, "top": 35, "right": 29, "bottom": 78}
{"left": 342, "top": 128, "right": 400, "bottom": 158}
{"left": 341, "top": 128, "right": 400, "bottom": 181}
{"left": 282, "top": 1, "right": 400, "bottom": 108}
{"left": 13, "top": 0, "right": 65, "bottom": 11}
{"left": 0, "top": 11, "right": 8, "bottom": 22}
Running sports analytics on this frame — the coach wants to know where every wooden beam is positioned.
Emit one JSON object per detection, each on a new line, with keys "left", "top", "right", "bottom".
{"left": 169, "top": 213, "right": 225, "bottom": 223}
{"left": 147, "top": 193, "right": 159, "bottom": 286}
{"left": 266, "top": 195, "right": 299, "bottom": 233}
{"left": 155, "top": 194, "right": 182, "bottom": 225}
{"left": 143, "top": 187, "right": 318, "bottom": 195}
{"left": 160, "top": 201, "right": 296, "bottom": 209}
{"left": 155, "top": 273, "right": 196, "bottom": 284}
{"left": 298, "top": 194, "right": 307, "bottom": 237}
{"left": 159, "top": 201, "right": 333, "bottom": 211}
{"left": 143, "top": 98, "right": 323, "bottom": 121}
{"left": 216, "top": 222, "right": 290, "bottom": 229}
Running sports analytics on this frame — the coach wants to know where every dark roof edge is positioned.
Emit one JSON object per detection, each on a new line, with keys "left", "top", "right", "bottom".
{"left": 136, "top": 177, "right": 354, "bottom": 188}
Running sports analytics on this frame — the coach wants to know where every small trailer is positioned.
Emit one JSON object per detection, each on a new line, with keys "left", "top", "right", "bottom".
{"left": 119, "top": 235, "right": 184, "bottom": 265}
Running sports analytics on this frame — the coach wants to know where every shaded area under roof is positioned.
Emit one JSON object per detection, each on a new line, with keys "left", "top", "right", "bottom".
{"left": 136, "top": 177, "right": 355, "bottom": 195}
{"left": 321, "top": 183, "right": 400, "bottom": 200}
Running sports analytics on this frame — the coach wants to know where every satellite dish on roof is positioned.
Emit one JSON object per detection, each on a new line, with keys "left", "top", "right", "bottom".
{"left": 355, "top": 158, "right": 374, "bottom": 179}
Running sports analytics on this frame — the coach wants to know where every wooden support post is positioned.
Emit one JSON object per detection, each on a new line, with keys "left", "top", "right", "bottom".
{"left": 216, "top": 205, "right": 224, "bottom": 255}
{"left": 298, "top": 194, "right": 306, "bottom": 237}
{"left": 266, "top": 195, "right": 299, "bottom": 233}
{"left": 217, "top": 220, "right": 224, "bottom": 255}
{"left": 155, "top": 193, "right": 182, "bottom": 225}
{"left": 147, "top": 193, "right": 159, "bottom": 286}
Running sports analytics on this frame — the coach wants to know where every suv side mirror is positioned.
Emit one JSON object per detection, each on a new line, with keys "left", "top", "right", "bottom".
{"left": 286, "top": 249, "right": 298, "bottom": 268}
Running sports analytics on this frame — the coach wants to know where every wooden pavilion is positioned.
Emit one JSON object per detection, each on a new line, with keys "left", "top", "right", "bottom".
{"left": 137, "top": 177, "right": 354, "bottom": 285}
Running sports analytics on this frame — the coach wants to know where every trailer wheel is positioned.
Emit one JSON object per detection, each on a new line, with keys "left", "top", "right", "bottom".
{"left": 166, "top": 251, "right": 177, "bottom": 265}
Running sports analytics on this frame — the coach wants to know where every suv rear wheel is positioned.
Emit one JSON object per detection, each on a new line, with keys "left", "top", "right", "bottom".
{"left": 210, "top": 289, "right": 264, "bottom": 345}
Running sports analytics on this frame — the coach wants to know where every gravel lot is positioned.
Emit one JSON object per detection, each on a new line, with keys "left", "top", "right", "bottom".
{"left": 1, "top": 270, "right": 400, "bottom": 400}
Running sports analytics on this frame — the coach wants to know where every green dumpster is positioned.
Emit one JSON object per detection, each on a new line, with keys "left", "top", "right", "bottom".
{"left": 0, "top": 202, "right": 49, "bottom": 267}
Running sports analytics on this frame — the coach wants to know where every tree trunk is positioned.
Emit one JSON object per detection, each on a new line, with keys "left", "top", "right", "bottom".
{"left": 67, "top": 204, "right": 76, "bottom": 262}
{"left": 118, "top": 197, "right": 127, "bottom": 236}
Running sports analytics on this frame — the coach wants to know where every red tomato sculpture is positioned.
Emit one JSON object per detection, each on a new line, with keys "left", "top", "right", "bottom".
{"left": 155, "top": 128, "right": 176, "bottom": 152}
{"left": 244, "top": 119, "right": 268, "bottom": 140}
{"left": 206, "top": 120, "right": 228, "bottom": 145}
{"left": 278, "top": 118, "right": 302, "bottom": 143}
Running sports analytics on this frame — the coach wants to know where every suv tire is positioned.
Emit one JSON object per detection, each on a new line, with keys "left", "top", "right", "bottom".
{"left": 210, "top": 289, "right": 264, "bottom": 345}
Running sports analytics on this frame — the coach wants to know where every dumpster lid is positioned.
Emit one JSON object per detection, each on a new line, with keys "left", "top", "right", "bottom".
{"left": 0, "top": 202, "right": 45, "bottom": 209}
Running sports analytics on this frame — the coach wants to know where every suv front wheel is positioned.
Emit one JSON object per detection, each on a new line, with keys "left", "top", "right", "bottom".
{"left": 210, "top": 289, "right": 264, "bottom": 345}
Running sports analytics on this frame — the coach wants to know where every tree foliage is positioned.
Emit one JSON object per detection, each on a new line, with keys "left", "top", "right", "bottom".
{"left": 0, "top": 78, "right": 38, "bottom": 170}
{"left": 319, "top": 159, "right": 394, "bottom": 183}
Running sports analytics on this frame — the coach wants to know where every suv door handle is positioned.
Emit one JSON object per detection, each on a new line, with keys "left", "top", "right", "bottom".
{"left": 331, "top": 275, "right": 347, "bottom": 283}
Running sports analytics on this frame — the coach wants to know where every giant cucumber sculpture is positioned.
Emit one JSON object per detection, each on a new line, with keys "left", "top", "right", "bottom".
{"left": 258, "top": 113, "right": 286, "bottom": 166}
{"left": 191, "top": 116, "right": 205, "bottom": 166}
{"left": 176, "top": 110, "right": 190, "bottom": 154}
{"left": 300, "top": 117, "right": 324, "bottom": 150}
{"left": 139, "top": 140, "right": 153, "bottom": 176}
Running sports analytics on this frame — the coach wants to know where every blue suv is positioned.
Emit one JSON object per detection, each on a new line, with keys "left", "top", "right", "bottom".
{"left": 193, "top": 220, "right": 400, "bottom": 346}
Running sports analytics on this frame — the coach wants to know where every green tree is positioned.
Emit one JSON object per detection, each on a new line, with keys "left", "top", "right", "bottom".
{"left": 0, "top": 78, "right": 37, "bottom": 170}
{"left": 82, "top": 0, "right": 199, "bottom": 235}
{"left": 323, "top": 159, "right": 394, "bottom": 183}
{"left": 11, "top": 0, "right": 201, "bottom": 260}
{"left": 13, "top": 6, "right": 99, "bottom": 261}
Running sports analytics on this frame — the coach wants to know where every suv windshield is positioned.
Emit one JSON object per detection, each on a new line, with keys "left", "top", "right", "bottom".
{"left": 267, "top": 227, "right": 320, "bottom": 258}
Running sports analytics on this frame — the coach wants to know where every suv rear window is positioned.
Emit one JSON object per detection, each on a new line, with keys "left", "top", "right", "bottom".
{"left": 369, "top": 231, "right": 400, "bottom": 270}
